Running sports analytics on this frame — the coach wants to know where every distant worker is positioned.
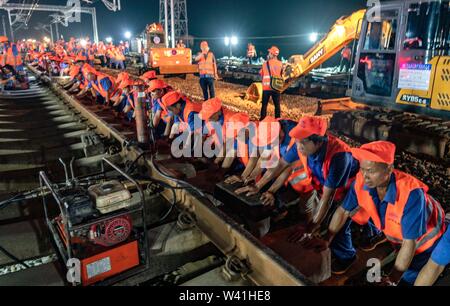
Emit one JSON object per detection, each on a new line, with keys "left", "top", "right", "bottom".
{"left": 176, "top": 40, "right": 186, "bottom": 48}
{"left": 340, "top": 45, "right": 352, "bottom": 73}
{"left": 195, "top": 41, "right": 219, "bottom": 101}
{"left": 260, "top": 46, "right": 283, "bottom": 120}
{"left": 0, "top": 36, "right": 23, "bottom": 72}
{"left": 247, "top": 43, "right": 257, "bottom": 65}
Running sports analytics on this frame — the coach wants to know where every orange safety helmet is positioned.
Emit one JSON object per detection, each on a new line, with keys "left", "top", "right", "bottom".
{"left": 351, "top": 141, "right": 396, "bottom": 165}
{"left": 162, "top": 91, "right": 184, "bottom": 108}
{"left": 140, "top": 70, "right": 157, "bottom": 81}
{"left": 198, "top": 97, "right": 222, "bottom": 121}
{"left": 148, "top": 79, "right": 168, "bottom": 92}
{"left": 0, "top": 36, "right": 9, "bottom": 43}
{"left": 289, "top": 116, "right": 328, "bottom": 141}
{"left": 268, "top": 46, "right": 280, "bottom": 56}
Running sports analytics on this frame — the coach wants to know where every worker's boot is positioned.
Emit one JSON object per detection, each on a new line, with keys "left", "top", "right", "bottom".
{"left": 359, "top": 233, "right": 388, "bottom": 252}
{"left": 331, "top": 255, "right": 357, "bottom": 275}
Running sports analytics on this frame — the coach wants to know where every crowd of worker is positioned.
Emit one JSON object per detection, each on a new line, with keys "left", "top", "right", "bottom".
{"left": 2, "top": 35, "right": 448, "bottom": 287}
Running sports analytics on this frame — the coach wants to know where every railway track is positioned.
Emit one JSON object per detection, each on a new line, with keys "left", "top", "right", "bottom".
{"left": 1, "top": 65, "right": 448, "bottom": 287}
{"left": 0, "top": 67, "right": 316, "bottom": 286}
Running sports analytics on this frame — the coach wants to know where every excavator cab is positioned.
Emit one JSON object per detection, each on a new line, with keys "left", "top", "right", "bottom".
{"left": 352, "top": 0, "right": 450, "bottom": 118}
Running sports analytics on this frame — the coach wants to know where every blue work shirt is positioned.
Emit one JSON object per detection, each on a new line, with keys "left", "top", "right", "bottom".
{"left": 307, "top": 136, "right": 359, "bottom": 189}
{"left": 342, "top": 174, "right": 429, "bottom": 240}
{"left": 151, "top": 98, "right": 169, "bottom": 135}
{"left": 152, "top": 98, "right": 164, "bottom": 114}
{"left": 431, "top": 226, "right": 450, "bottom": 266}
{"left": 174, "top": 101, "right": 201, "bottom": 133}
{"left": 87, "top": 77, "right": 112, "bottom": 94}
{"left": 252, "top": 120, "right": 299, "bottom": 164}
{"left": 279, "top": 120, "right": 299, "bottom": 164}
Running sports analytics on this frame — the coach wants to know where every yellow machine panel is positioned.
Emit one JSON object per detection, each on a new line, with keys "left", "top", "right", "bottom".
{"left": 431, "top": 57, "right": 450, "bottom": 111}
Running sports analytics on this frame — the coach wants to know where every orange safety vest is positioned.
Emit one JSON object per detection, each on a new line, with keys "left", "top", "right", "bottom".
{"left": 260, "top": 59, "right": 282, "bottom": 91}
{"left": 97, "top": 44, "right": 106, "bottom": 56}
{"left": 88, "top": 49, "right": 95, "bottom": 61}
{"left": 285, "top": 161, "right": 314, "bottom": 194}
{"left": 4, "top": 43, "right": 23, "bottom": 67}
{"left": 91, "top": 74, "right": 115, "bottom": 98}
{"left": 198, "top": 52, "right": 216, "bottom": 76}
{"left": 114, "top": 49, "right": 126, "bottom": 61}
{"left": 247, "top": 45, "right": 256, "bottom": 58}
{"left": 351, "top": 170, "right": 446, "bottom": 255}
{"left": 295, "top": 134, "right": 354, "bottom": 201}
{"left": 69, "top": 65, "right": 81, "bottom": 80}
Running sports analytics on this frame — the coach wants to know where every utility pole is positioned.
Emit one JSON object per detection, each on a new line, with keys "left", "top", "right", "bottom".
{"left": 55, "top": 22, "right": 60, "bottom": 41}
{"left": 91, "top": 7, "right": 98, "bottom": 43}
{"left": 50, "top": 23, "right": 54, "bottom": 43}
{"left": 160, "top": 0, "right": 189, "bottom": 48}
{"left": 164, "top": 0, "right": 169, "bottom": 47}
{"left": 170, "top": 0, "right": 175, "bottom": 48}
{"left": 2, "top": 15, "right": 6, "bottom": 37}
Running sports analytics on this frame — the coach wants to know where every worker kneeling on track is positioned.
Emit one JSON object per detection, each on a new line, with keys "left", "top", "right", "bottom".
{"left": 309, "top": 141, "right": 447, "bottom": 285}
{"left": 77, "top": 70, "right": 116, "bottom": 107}
{"left": 198, "top": 97, "right": 242, "bottom": 162}
{"left": 216, "top": 112, "right": 254, "bottom": 172}
{"left": 148, "top": 79, "right": 174, "bottom": 139}
{"left": 112, "top": 78, "right": 136, "bottom": 122}
{"left": 162, "top": 91, "right": 204, "bottom": 157}
{"left": 286, "top": 116, "right": 385, "bottom": 275}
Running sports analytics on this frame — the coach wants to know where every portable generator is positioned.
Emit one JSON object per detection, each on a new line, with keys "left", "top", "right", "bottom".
{"left": 41, "top": 158, "right": 149, "bottom": 286}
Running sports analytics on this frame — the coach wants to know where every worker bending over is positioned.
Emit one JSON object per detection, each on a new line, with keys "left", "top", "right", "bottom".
{"left": 317, "top": 141, "right": 446, "bottom": 285}
{"left": 148, "top": 79, "right": 173, "bottom": 139}
{"left": 162, "top": 91, "right": 203, "bottom": 156}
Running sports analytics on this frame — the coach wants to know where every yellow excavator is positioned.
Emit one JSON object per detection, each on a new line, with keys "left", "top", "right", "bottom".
{"left": 246, "top": 9, "right": 366, "bottom": 103}
{"left": 247, "top": 0, "right": 450, "bottom": 119}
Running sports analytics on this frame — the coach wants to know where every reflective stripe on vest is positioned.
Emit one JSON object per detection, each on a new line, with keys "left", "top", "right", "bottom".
{"left": 297, "top": 135, "right": 353, "bottom": 201}
{"left": 261, "top": 59, "right": 282, "bottom": 91}
{"left": 286, "top": 161, "right": 314, "bottom": 194}
{"left": 351, "top": 170, "right": 446, "bottom": 255}
{"left": 198, "top": 52, "right": 216, "bottom": 76}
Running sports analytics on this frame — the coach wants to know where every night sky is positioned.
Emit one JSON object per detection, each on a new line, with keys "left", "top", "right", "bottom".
{"left": 3, "top": 0, "right": 367, "bottom": 61}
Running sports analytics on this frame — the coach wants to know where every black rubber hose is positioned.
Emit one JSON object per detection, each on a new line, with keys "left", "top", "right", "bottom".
{"left": 0, "top": 245, "right": 30, "bottom": 269}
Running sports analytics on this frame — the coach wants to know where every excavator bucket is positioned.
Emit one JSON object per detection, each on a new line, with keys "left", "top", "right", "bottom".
{"left": 245, "top": 82, "right": 263, "bottom": 104}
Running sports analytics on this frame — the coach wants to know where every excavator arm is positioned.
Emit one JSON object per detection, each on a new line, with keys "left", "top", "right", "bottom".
{"left": 246, "top": 9, "right": 366, "bottom": 102}
{"left": 283, "top": 9, "right": 366, "bottom": 88}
